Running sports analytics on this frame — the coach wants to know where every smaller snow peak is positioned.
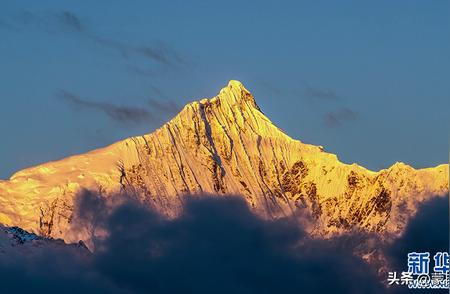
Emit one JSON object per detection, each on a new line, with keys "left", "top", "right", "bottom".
{"left": 393, "top": 161, "right": 406, "bottom": 167}
{"left": 6, "top": 226, "right": 40, "bottom": 244}
{"left": 391, "top": 161, "right": 412, "bottom": 170}
{"left": 218, "top": 80, "right": 260, "bottom": 111}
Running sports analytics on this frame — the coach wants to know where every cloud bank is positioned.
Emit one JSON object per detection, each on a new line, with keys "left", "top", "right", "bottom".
{"left": 0, "top": 191, "right": 447, "bottom": 294}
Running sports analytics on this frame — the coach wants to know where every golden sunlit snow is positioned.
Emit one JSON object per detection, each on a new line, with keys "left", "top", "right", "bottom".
{"left": 0, "top": 81, "right": 448, "bottom": 244}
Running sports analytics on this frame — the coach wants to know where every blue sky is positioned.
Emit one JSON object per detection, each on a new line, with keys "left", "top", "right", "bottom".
{"left": 1, "top": 0, "right": 449, "bottom": 179}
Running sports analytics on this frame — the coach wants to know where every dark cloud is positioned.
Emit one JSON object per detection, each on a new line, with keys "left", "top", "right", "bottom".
{"left": 375, "top": 196, "right": 449, "bottom": 294}
{"left": 0, "top": 190, "right": 385, "bottom": 294}
{"left": 1, "top": 191, "right": 447, "bottom": 293}
{"left": 323, "top": 107, "right": 359, "bottom": 127}
{"left": 98, "top": 200, "right": 382, "bottom": 293}
{"left": 59, "top": 90, "right": 157, "bottom": 125}
{"left": 0, "top": 237, "right": 119, "bottom": 294}
{"left": 304, "top": 83, "right": 339, "bottom": 100}
{"left": 385, "top": 196, "right": 449, "bottom": 273}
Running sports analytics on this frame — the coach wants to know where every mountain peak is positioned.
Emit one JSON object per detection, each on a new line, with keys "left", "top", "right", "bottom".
{"left": 216, "top": 80, "right": 260, "bottom": 111}
{"left": 226, "top": 79, "right": 245, "bottom": 89}
{"left": 0, "top": 80, "right": 448, "bottom": 245}
{"left": 181, "top": 80, "right": 262, "bottom": 125}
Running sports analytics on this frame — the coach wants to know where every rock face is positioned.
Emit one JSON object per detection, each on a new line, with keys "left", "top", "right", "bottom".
{"left": 0, "top": 80, "right": 448, "bottom": 243}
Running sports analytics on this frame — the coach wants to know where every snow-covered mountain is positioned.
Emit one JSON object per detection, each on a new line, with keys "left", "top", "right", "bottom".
{"left": 0, "top": 81, "right": 447, "bottom": 244}
{"left": 0, "top": 225, "right": 89, "bottom": 256}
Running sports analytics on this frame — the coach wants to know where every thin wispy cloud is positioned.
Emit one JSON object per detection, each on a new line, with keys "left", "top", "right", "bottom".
{"left": 323, "top": 107, "right": 358, "bottom": 127}
{"left": 126, "top": 64, "right": 159, "bottom": 77}
{"left": 12, "top": 10, "right": 187, "bottom": 70}
{"left": 149, "top": 84, "right": 167, "bottom": 99}
{"left": 260, "top": 80, "right": 283, "bottom": 95}
{"left": 148, "top": 98, "right": 179, "bottom": 115}
{"left": 59, "top": 90, "right": 156, "bottom": 126}
{"left": 304, "top": 83, "right": 339, "bottom": 101}
{"left": 136, "top": 44, "right": 185, "bottom": 67}
{"left": 59, "top": 90, "right": 179, "bottom": 127}
{"left": 54, "top": 11, "right": 185, "bottom": 68}
{"left": 56, "top": 10, "right": 85, "bottom": 33}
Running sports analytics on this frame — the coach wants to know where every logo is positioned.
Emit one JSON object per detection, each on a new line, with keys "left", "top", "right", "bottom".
{"left": 388, "top": 252, "right": 449, "bottom": 289}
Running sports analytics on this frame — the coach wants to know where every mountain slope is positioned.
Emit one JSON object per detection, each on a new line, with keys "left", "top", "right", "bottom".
{"left": 0, "top": 80, "right": 447, "bottom": 243}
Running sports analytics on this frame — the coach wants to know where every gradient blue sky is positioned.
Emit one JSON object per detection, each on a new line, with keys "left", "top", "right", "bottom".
{"left": 1, "top": 0, "right": 449, "bottom": 179}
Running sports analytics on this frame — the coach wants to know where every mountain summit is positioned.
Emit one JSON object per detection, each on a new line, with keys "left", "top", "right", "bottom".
{"left": 0, "top": 81, "right": 448, "bottom": 243}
